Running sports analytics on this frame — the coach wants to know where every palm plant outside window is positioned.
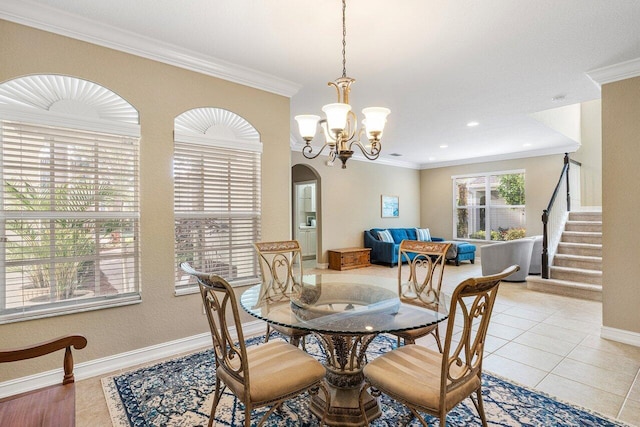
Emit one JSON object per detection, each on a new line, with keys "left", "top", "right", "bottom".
{"left": 0, "top": 74, "right": 141, "bottom": 323}
{"left": 453, "top": 171, "right": 525, "bottom": 241}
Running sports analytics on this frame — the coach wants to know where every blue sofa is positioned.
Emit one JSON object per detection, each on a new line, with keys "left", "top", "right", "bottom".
{"left": 364, "top": 228, "right": 476, "bottom": 266}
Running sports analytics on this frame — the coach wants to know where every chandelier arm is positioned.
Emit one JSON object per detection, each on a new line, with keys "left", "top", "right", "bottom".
{"left": 349, "top": 139, "right": 382, "bottom": 160}
{"left": 302, "top": 142, "right": 333, "bottom": 160}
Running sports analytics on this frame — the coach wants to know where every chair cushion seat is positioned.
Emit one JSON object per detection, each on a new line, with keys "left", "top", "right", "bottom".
{"left": 363, "top": 344, "right": 480, "bottom": 412}
{"left": 394, "top": 324, "right": 437, "bottom": 341}
{"left": 0, "top": 383, "right": 75, "bottom": 427}
{"left": 217, "top": 340, "right": 325, "bottom": 404}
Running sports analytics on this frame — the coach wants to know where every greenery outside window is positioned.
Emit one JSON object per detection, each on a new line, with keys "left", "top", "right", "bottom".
{"left": 453, "top": 170, "right": 525, "bottom": 241}
{"left": 0, "top": 75, "right": 141, "bottom": 324}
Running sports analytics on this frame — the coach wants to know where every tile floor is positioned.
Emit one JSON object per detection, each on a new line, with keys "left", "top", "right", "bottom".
{"left": 76, "top": 261, "right": 640, "bottom": 426}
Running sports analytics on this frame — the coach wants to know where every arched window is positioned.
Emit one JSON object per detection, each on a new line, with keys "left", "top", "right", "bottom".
{"left": 0, "top": 75, "right": 140, "bottom": 323}
{"left": 173, "top": 108, "right": 261, "bottom": 293}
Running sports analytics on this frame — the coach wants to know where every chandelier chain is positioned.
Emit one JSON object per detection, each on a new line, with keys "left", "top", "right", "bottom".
{"left": 342, "top": 0, "right": 347, "bottom": 78}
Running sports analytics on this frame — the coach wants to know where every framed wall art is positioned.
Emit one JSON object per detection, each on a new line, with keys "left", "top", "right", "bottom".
{"left": 381, "top": 195, "right": 399, "bottom": 218}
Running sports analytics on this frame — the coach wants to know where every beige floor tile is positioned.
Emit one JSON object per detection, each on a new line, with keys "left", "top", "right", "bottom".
{"left": 483, "top": 354, "right": 548, "bottom": 388}
{"left": 501, "top": 306, "right": 555, "bottom": 322}
{"left": 628, "top": 380, "right": 640, "bottom": 403}
{"left": 486, "top": 322, "right": 526, "bottom": 341}
{"left": 76, "top": 377, "right": 111, "bottom": 427}
{"left": 619, "top": 398, "right": 640, "bottom": 426}
{"left": 551, "top": 358, "right": 635, "bottom": 397}
{"left": 491, "top": 312, "right": 539, "bottom": 330}
{"left": 513, "top": 330, "right": 579, "bottom": 356}
{"left": 483, "top": 334, "right": 509, "bottom": 354}
{"left": 527, "top": 322, "right": 589, "bottom": 344}
{"left": 536, "top": 374, "right": 624, "bottom": 418}
{"left": 494, "top": 342, "right": 564, "bottom": 371}
{"left": 542, "top": 315, "right": 601, "bottom": 334}
{"left": 580, "top": 334, "right": 640, "bottom": 359}
{"left": 566, "top": 345, "right": 640, "bottom": 376}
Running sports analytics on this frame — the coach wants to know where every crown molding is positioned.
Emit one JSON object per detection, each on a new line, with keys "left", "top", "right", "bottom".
{"left": 586, "top": 57, "right": 640, "bottom": 87}
{"left": 418, "top": 142, "right": 581, "bottom": 170}
{"left": 0, "top": 0, "right": 301, "bottom": 98}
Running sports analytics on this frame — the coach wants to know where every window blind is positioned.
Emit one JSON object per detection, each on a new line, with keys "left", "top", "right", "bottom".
{"left": 0, "top": 120, "right": 140, "bottom": 323}
{"left": 174, "top": 140, "right": 261, "bottom": 291}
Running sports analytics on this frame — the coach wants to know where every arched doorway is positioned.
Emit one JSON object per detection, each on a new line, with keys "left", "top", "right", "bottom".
{"left": 292, "top": 164, "right": 321, "bottom": 268}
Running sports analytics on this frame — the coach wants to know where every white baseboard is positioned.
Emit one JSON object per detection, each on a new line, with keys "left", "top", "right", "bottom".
{"left": 600, "top": 325, "right": 640, "bottom": 347}
{"left": 0, "top": 319, "right": 266, "bottom": 399}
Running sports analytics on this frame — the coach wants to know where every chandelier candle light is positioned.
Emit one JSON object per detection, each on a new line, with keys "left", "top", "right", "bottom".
{"left": 295, "top": 0, "right": 390, "bottom": 169}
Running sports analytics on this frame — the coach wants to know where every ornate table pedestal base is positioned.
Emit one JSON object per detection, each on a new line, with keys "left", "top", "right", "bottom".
{"left": 308, "top": 333, "right": 381, "bottom": 426}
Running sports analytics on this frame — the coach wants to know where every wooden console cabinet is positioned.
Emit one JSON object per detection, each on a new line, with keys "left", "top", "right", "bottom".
{"left": 328, "top": 247, "right": 372, "bottom": 271}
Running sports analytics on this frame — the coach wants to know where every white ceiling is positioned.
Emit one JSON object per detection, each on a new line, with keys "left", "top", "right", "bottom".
{"left": 3, "top": 0, "right": 640, "bottom": 169}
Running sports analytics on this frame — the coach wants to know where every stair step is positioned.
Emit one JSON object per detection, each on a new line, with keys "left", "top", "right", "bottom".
{"left": 569, "top": 211, "right": 602, "bottom": 222}
{"left": 526, "top": 276, "right": 602, "bottom": 301}
{"left": 550, "top": 266, "right": 602, "bottom": 285}
{"left": 553, "top": 254, "right": 602, "bottom": 271}
{"left": 561, "top": 231, "right": 602, "bottom": 244}
{"left": 565, "top": 220, "right": 602, "bottom": 233}
{"left": 557, "top": 242, "right": 602, "bottom": 257}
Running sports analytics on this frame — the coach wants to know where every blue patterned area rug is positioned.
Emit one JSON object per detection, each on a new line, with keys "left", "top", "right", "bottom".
{"left": 102, "top": 334, "right": 629, "bottom": 426}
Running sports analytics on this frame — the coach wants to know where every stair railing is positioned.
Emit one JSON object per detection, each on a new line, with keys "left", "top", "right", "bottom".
{"left": 541, "top": 153, "right": 581, "bottom": 278}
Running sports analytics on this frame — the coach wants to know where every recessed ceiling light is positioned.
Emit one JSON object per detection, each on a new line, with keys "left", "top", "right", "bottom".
{"left": 439, "top": 144, "right": 448, "bottom": 148}
{"left": 551, "top": 95, "right": 566, "bottom": 103}
{"left": 428, "top": 157, "right": 436, "bottom": 161}
{"left": 467, "top": 121, "right": 479, "bottom": 127}
{"left": 523, "top": 143, "right": 532, "bottom": 147}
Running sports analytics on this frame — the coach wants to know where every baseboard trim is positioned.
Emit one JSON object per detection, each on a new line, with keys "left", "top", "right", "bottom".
{"left": 0, "top": 319, "right": 266, "bottom": 399}
{"left": 601, "top": 325, "right": 640, "bottom": 347}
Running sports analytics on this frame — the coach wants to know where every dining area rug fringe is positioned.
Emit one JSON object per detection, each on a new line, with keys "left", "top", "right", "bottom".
{"left": 102, "top": 334, "right": 629, "bottom": 426}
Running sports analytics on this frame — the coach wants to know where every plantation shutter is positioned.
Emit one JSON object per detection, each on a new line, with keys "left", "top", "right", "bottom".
{"left": 174, "top": 139, "right": 261, "bottom": 292}
{"left": 0, "top": 120, "right": 140, "bottom": 323}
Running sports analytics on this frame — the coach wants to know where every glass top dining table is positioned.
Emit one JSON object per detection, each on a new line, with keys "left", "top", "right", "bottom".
{"left": 240, "top": 273, "right": 448, "bottom": 335}
{"left": 240, "top": 273, "right": 449, "bottom": 426}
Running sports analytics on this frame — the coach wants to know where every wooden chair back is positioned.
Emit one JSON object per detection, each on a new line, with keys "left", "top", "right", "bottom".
{"left": 440, "top": 265, "right": 519, "bottom": 397}
{"left": 398, "top": 240, "right": 451, "bottom": 306}
{"left": 180, "top": 262, "right": 250, "bottom": 395}
{"left": 254, "top": 240, "right": 303, "bottom": 301}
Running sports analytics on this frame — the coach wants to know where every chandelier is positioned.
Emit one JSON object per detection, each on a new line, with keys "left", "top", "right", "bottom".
{"left": 295, "top": 0, "right": 390, "bottom": 169}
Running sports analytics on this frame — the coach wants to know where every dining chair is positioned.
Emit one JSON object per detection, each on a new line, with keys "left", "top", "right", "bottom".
{"left": 361, "top": 264, "right": 519, "bottom": 427}
{"left": 180, "top": 262, "right": 328, "bottom": 427}
{"left": 393, "top": 240, "right": 452, "bottom": 351}
{"left": 254, "top": 240, "right": 310, "bottom": 348}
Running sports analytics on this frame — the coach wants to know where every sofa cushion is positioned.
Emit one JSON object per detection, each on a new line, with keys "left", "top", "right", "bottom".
{"left": 377, "top": 229, "right": 394, "bottom": 243}
{"left": 415, "top": 228, "right": 431, "bottom": 241}
{"left": 388, "top": 228, "right": 409, "bottom": 244}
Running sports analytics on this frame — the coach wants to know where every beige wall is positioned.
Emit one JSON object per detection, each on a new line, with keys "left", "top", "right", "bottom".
{"left": 292, "top": 152, "right": 421, "bottom": 264}
{"left": 573, "top": 99, "right": 603, "bottom": 207}
{"left": 602, "top": 76, "right": 640, "bottom": 334}
{"left": 0, "top": 20, "right": 291, "bottom": 381}
{"left": 419, "top": 155, "right": 565, "bottom": 242}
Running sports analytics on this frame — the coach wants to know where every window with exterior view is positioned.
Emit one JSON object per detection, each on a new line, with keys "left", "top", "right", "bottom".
{"left": 453, "top": 170, "right": 525, "bottom": 241}
{"left": 0, "top": 75, "right": 141, "bottom": 323}
{"left": 173, "top": 108, "right": 262, "bottom": 293}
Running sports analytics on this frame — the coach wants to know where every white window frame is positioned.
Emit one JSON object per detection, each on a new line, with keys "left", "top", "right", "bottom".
{"left": 0, "top": 107, "right": 141, "bottom": 324}
{"left": 173, "top": 118, "right": 262, "bottom": 295}
{"left": 452, "top": 169, "right": 526, "bottom": 241}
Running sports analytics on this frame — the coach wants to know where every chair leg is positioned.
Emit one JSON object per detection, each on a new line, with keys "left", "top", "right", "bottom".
{"left": 264, "top": 324, "right": 271, "bottom": 343}
{"left": 209, "top": 377, "right": 223, "bottom": 427}
{"left": 433, "top": 327, "right": 443, "bottom": 353}
{"left": 473, "top": 387, "right": 488, "bottom": 427}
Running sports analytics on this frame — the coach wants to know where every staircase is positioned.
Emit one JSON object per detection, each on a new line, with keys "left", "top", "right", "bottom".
{"left": 527, "top": 210, "right": 602, "bottom": 301}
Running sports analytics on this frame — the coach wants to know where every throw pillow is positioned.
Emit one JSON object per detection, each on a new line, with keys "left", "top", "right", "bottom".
{"left": 377, "top": 229, "right": 394, "bottom": 243}
{"left": 415, "top": 228, "right": 431, "bottom": 242}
